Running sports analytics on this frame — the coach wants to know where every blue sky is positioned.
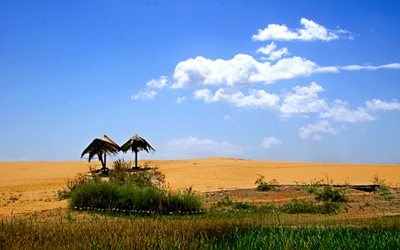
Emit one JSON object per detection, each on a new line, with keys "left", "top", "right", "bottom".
{"left": 1, "top": 1, "right": 400, "bottom": 164}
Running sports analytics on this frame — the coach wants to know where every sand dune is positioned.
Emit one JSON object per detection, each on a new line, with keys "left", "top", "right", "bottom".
{"left": 1, "top": 157, "right": 399, "bottom": 215}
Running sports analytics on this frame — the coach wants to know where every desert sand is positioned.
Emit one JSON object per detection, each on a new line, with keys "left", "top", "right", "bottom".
{"left": 1, "top": 157, "right": 399, "bottom": 216}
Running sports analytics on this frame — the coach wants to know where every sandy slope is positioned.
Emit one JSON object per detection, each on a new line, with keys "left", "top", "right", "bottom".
{"left": 1, "top": 157, "right": 399, "bottom": 215}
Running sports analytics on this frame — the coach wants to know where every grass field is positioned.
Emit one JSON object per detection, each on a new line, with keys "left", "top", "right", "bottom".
{"left": 1, "top": 211, "right": 399, "bottom": 249}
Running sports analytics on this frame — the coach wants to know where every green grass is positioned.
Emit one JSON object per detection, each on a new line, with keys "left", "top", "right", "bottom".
{"left": 209, "top": 223, "right": 400, "bottom": 249}
{"left": 1, "top": 213, "right": 399, "bottom": 249}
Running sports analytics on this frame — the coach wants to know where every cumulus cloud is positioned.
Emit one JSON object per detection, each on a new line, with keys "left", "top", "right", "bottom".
{"left": 280, "top": 82, "right": 328, "bottom": 117}
{"left": 172, "top": 55, "right": 318, "bottom": 88}
{"left": 260, "top": 136, "right": 282, "bottom": 148}
{"left": 131, "top": 90, "right": 157, "bottom": 100}
{"left": 252, "top": 18, "right": 345, "bottom": 42}
{"left": 366, "top": 99, "right": 400, "bottom": 111}
{"left": 157, "top": 137, "right": 244, "bottom": 159}
{"left": 299, "top": 120, "right": 337, "bottom": 140}
{"left": 319, "top": 100, "right": 377, "bottom": 122}
{"left": 194, "top": 88, "right": 280, "bottom": 111}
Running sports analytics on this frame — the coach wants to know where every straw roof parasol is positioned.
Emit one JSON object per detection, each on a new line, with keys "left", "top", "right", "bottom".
{"left": 81, "top": 135, "right": 121, "bottom": 171}
{"left": 121, "top": 134, "right": 155, "bottom": 168}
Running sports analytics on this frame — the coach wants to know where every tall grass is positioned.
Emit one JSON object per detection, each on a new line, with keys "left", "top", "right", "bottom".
{"left": 210, "top": 223, "right": 400, "bottom": 249}
{"left": 1, "top": 213, "right": 399, "bottom": 249}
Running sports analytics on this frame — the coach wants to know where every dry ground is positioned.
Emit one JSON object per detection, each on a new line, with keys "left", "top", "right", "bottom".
{"left": 1, "top": 157, "right": 399, "bottom": 217}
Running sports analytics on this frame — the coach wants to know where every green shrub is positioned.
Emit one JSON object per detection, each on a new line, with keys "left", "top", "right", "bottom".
{"left": 315, "top": 185, "right": 347, "bottom": 203}
{"left": 282, "top": 198, "right": 344, "bottom": 215}
{"left": 68, "top": 182, "right": 203, "bottom": 213}
{"left": 378, "top": 185, "right": 395, "bottom": 200}
{"left": 163, "top": 190, "right": 203, "bottom": 212}
{"left": 57, "top": 171, "right": 101, "bottom": 200}
{"left": 69, "top": 182, "right": 120, "bottom": 208}
{"left": 110, "top": 159, "right": 165, "bottom": 188}
{"left": 255, "top": 175, "right": 279, "bottom": 191}
{"left": 371, "top": 173, "right": 395, "bottom": 200}
{"left": 283, "top": 198, "right": 319, "bottom": 214}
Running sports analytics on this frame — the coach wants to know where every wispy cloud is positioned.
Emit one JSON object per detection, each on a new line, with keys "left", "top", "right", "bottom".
{"left": 131, "top": 90, "right": 157, "bottom": 100}
{"left": 146, "top": 76, "right": 169, "bottom": 89}
{"left": 176, "top": 96, "right": 186, "bottom": 104}
{"left": 155, "top": 137, "right": 244, "bottom": 159}
{"left": 260, "top": 136, "right": 282, "bottom": 148}
{"left": 299, "top": 120, "right": 337, "bottom": 140}
{"left": 340, "top": 63, "right": 400, "bottom": 71}
{"left": 319, "top": 100, "right": 377, "bottom": 122}
{"left": 224, "top": 115, "right": 236, "bottom": 123}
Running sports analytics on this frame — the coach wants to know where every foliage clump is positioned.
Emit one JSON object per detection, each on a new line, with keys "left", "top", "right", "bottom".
{"left": 371, "top": 173, "right": 395, "bottom": 200}
{"left": 109, "top": 159, "right": 165, "bottom": 188}
{"left": 60, "top": 159, "right": 202, "bottom": 214}
{"left": 254, "top": 175, "right": 279, "bottom": 191}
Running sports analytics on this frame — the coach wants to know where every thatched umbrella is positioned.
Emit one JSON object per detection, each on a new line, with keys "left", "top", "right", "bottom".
{"left": 81, "top": 135, "right": 121, "bottom": 171}
{"left": 121, "top": 134, "right": 155, "bottom": 168}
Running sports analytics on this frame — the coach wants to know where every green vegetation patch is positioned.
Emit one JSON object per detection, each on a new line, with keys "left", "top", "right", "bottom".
{"left": 69, "top": 181, "right": 203, "bottom": 214}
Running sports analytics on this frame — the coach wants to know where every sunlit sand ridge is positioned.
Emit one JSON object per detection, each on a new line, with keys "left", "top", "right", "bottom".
{"left": 1, "top": 157, "right": 399, "bottom": 215}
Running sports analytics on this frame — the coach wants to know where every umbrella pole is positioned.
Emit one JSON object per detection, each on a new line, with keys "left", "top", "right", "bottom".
{"left": 104, "top": 153, "right": 107, "bottom": 170}
{"left": 135, "top": 151, "right": 138, "bottom": 168}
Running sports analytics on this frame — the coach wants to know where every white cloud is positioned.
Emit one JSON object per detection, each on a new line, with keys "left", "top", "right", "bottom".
{"left": 366, "top": 99, "right": 400, "bottom": 111}
{"left": 313, "top": 66, "right": 340, "bottom": 73}
{"left": 172, "top": 55, "right": 318, "bottom": 88}
{"left": 146, "top": 76, "right": 169, "bottom": 89}
{"left": 299, "top": 120, "right": 337, "bottom": 140}
{"left": 257, "top": 42, "right": 277, "bottom": 55}
{"left": 252, "top": 18, "right": 342, "bottom": 42}
{"left": 266, "top": 48, "right": 290, "bottom": 61}
{"left": 280, "top": 82, "right": 328, "bottom": 117}
{"left": 132, "top": 90, "right": 157, "bottom": 100}
{"left": 319, "top": 100, "right": 377, "bottom": 122}
{"left": 341, "top": 63, "right": 400, "bottom": 71}
{"left": 260, "top": 136, "right": 282, "bottom": 148}
{"left": 257, "top": 42, "right": 290, "bottom": 61}
{"left": 379, "top": 63, "right": 400, "bottom": 69}
{"left": 176, "top": 96, "right": 186, "bottom": 104}
{"left": 224, "top": 115, "right": 236, "bottom": 123}
{"left": 194, "top": 88, "right": 280, "bottom": 111}
{"left": 157, "top": 137, "right": 244, "bottom": 159}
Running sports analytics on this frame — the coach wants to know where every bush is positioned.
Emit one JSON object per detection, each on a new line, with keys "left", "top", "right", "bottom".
{"left": 371, "top": 173, "right": 395, "bottom": 200}
{"left": 315, "top": 185, "right": 347, "bottom": 203}
{"left": 163, "top": 190, "right": 203, "bottom": 212}
{"left": 109, "top": 159, "right": 166, "bottom": 188}
{"left": 57, "top": 170, "right": 101, "bottom": 200}
{"left": 69, "top": 182, "right": 121, "bottom": 209}
{"left": 255, "top": 175, "right": 279, "bottom": 191}
{"left": 68, "top": 182, "right": 203, "bottom": 213}
{"left": 283, "top": 198, "right": 344, "bottom": 215}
